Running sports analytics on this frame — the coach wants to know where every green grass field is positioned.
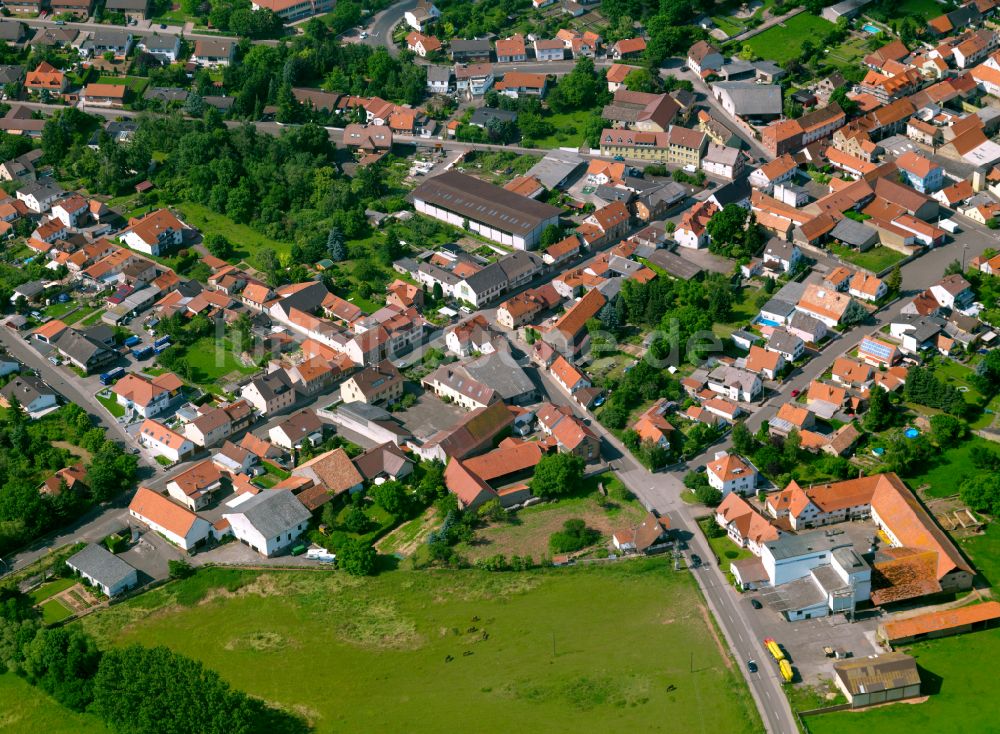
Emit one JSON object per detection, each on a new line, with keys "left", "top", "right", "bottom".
{"left": 173, "top": 336, "right": 257, "bottom": 387}
{"left": 905, "top": 435, "right": 995, "bottom": 498}
{"left": 959, "top": 522, "right": 1000, "bottom": 587}
{"left": 0, "top": 674, "right": 108, "bottom": 734}
{"left": 829, "top": 244, "right": 905, "bottom": 273}
{"left": 530, "top": 109, "right": 596, "bottom": 149}
{"left": 29, "top": 577, "right": 76, "bottom": 604}
{"left": 745, "top": 13, "right": 835, "bottom": 63}
{"left": 39, "top": 598, "right": 74, "bottom": 624}
{"left": 81, "top": 564, "right": 764, "bottom": 734}
{"left": 805, "top": 627, "right": 1000, "bottom": 734}
{"left": 95, "top": 391, "right": 125, "bottom": 418}
{"left": 173, "top": 202, "right": 294, "bottom": 260}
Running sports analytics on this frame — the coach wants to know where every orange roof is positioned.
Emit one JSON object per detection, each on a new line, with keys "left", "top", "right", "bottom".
{"left": 896, "top": 150, "right": 935, "bottom": 178}
{"left": 798, "top": 283, "right": 852, "bottom": 322}
{"left": 504, "top": 175, "right": 544, "bottom": 197}
{"left": 706, "top": 452, "right": 753, "bottom": 483}
{"left": 554, "top": 288, "right": 605, "bottom": 340}
{"left": 550, "top": 354, "right": 585, "bottom": 388}
{"left": 139, "top": 419, "right": 189, "bottom": 449}
{"left": 463, "top": 440, "right": 544, "bottom": 482}
{"left": 606, "top": 62, "right": 640, "bottom": 83}
{"left": 807, "top": 380, "right": 847, "bottom": 406}
{"left": 881, "top": 601, "right": 1000, "bottom": 640}
{"left": 832, "top": 357, "right": 872, "bottom": 384}
{"left": 850, "top": 271, "right": 884, "bottom": 297}
{"left": 33, "top": 319, "right": 68, "bottom": 340}
{"left": 83, "top": 83, "right": 126, "bottom": 99}
{"left": 775, "top": 402, "right": 811, "bottom": 428}
{"left": 129, "top": 486, "right": 202, "bottom": 537}
{"left": 614, "top": 37, "right": 646, "bottom": 54}
{"left": 745, "top": 345, "right": 781, "bottom": 374}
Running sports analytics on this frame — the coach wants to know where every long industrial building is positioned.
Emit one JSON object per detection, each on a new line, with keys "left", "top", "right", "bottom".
{"left": 408, "top": 171, "right": 562, "bottom": 250}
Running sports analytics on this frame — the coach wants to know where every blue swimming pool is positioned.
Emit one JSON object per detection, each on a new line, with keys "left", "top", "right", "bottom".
{"left": 863, "top": 23, "right": 881, "bottom": 34}
{"left": 756, "top": 317, "right": 781, "bottom": 328}
{"left": 904, "top": 427, "right": 920, "bottom": 439}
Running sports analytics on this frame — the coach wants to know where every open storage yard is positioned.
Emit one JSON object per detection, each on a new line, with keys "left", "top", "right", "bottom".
{"left": 80, "top": 564, "right": 764, "bottom": 734}
{"left": 805, "top": 628, "right": 1000, "bottom": 734}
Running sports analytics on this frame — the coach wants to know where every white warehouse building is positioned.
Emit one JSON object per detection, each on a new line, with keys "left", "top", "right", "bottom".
{"left": 408, "top": 170, "right": 561, "bottom": 250}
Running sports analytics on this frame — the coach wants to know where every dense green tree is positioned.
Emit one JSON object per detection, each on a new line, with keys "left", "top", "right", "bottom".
{"left": 338, "top": 538, "right": 377, "bottom": 576}
{"left": 22, "top": 627, "right": 100, "bottom": 711}
{"left": 530, "top": 453, "right": 585, "bottom": 498}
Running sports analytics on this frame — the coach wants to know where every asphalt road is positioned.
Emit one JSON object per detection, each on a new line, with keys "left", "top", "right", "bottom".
{"left": 17, "top": 15, "right": 274, "bottom": 47}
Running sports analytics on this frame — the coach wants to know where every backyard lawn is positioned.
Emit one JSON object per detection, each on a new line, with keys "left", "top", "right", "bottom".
{"left": 905, "top": 435, "right": 995, "bottom": 498}
{"left": 0, "top": 674, "right": 108, "bottom": 734}
{"left": 28, "top": 577, "right": 77, "bottom": 604}
{"left": 39, "top": 598, "right": 74, "bottom": 624}
{"left": 829, "top": 244, "right": 905, "bottom": 272}
{"left": 959, "top": 522, "right": 1000, "bottom": 587}
{"left": 81, "top": 563, "right": 763, "bottom": 734}
{"left": 456, "top": 473, "right": 645, "bottom": 562}
{"left": 745, "top": 13, "right": 835, "bottom": 63}
{"left": 95, "top": 390, "right": 125, "bottom": 418}
{"left": 173, "top": 336, "right": 257, "bottom": 388}
{"left": 173, "top": 202, "right": 294, "bottom": 261}
{"left": 530, "top": 109, "right": 597, "bottom": 149}
{"left": 805, "top": 627, "right": 1000, "bottom": 734}
{"left": 698, "top": 517, "right": 752, "bottom": 570}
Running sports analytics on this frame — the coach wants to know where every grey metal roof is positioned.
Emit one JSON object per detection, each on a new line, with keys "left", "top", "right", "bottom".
{"left": 469, "top": 107, "right": 516, "bottom": 126}
{"left": 766, "top": 329, "right": 803, "bottom": 355}
{"left": 67, "top": 543, "right": 137, "bottom": 589}
{"left": 426, "top": 65, "right": 452, "bottom": 82}
{"left": 760, "top": 298, "right": 796, "bottom": 317}
{"left": 409, "top": 170, "right": 561, "bottom": 236}
{"left": 229, "top": 489, "right": 311, "bottom": 539}
{"left": 830, "top": 217, "right": 877, "bottom": 247}
{"left": 787, "top": 310, "right": 823, "bottom": 335}
{"left": 497, "top": 250, "right": 543, "bottom": 281}
{"left": 646, "top": 249, "right": 702, "bottom": 280}
{"left": 0, "top": 374, "right": 54, "bottom": 406}
{"left": 713, "top": 82, "right": 782, "bottom": 116}
{"left": 139, "top": 33, "right": 177, "bottom": 52}
{"left": 462, "top": 261, "right": 507, "bottom": 294}
{"left": 763, "top": 528, "right": 851, "bottom": 561}
{"left": 91, "top": 28, "right": 132, "bottom": 46}
{"left": 451, "top": 38, "right": 492, "bottom": 54}
{"left": 463, "top": 349, "right": 536, "bottom": 401}
{"left": 526, "top": 154, "right": 583, "bottom": 190}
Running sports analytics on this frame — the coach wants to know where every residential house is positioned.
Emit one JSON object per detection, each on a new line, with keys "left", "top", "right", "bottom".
{"left": 66, "top": 544, "right": 137, "bottom": 598}
{"left": 612, "top": 512, "right": 672, "bottom": 554}
{"left": 534, "top": 38, "right": 565, "bottom": 61}
{"left": 138, "top": 418, "right": 195, "bottom": 462}
{"left": 112, "top": 371, "right": 182, "bottom": 418}
{"left": 706, "top": 452, "right": 758, "bottom": 497}
{"left": 269, "top": 409, "right": 325, "bottom": 449}
{"left": 745, "top": 344, "right": 785, "bottom": 380}
{"left": 897, "top": 151, "right": 945, "bottom": 193}
{"left": 129, "top": 486, "right": 213, "bottom": 551}
{"left": 0, "top": 375, "right": 58, "bottom": 416}
{"left": 119, "top": 209, "right": 188, "bottom": 256}
{"left": 404, "top": 0, "right": 440, "bottom": 31}
{"left": 191, "top": 38, "right": 236, "bottom": 66}
{"left": 687, "top": 40, "right": 723, "bottom": 76}
{"left": 353, "top": 442, "right": 414, "bottom": 482}
{"left": 707, "top": 365, "right": 762, "bottom": 402}
{"left": 292, "top": 447, "right": 364, "bottom": 501}
{"left": 340, "top": 360, "right": 404, "bottom": 405}
{"left": 165, "top": 459, "right": 223, "bottom": 511}
{"left": 241, "top": 371, "right": 296, "bottom": 416}
{"left": 223, "top": 490, "right": 312, "bottom": 557}
{"left": 549, "top": 355, "right": 590, "bottom": 394}
{"left": 849, "top": 272, "right": 887, "bottom": 301}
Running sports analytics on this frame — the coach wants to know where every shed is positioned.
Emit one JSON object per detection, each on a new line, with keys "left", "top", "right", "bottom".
{"left": 833, "top": 652, "right": 921, "bottom": 708}
{"left": 66, "top": 543, "right": 139, "bottom": 597}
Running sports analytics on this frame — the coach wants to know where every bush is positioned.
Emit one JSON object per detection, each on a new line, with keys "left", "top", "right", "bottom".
{"left": 167, "top": 560, "right": 194, "bottom": 580}
{"left": 694, "top": 484, "right": 723, "bottom": 507}
{"left": 549, "top": 518, "right": 600, "bottom": 553}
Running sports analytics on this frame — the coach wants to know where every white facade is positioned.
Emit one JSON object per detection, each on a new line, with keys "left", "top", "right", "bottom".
{"left": 413, "top": 197, "right": 555, "bottom": 250}
{"left": 674, "top": 225, "right": 706, "bottom": 249}
{"left": 129, "top": 505, "right": 213, "bottom": 551}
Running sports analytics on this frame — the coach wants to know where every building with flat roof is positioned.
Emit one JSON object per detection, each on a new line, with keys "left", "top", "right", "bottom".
{"left": 408, "top": 171, "right": 561, "bottom": 250}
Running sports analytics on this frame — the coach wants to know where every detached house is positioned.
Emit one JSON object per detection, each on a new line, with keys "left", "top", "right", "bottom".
{"left": 706, "top": 451, "right": 758, "bottom": 496}
{"left": 340, "top": 360, "right": 404, "bottom": 405}
{"left": 120, "top": 209, "right": 188, "bottom": 256}
{"left": 223, "top": 490, "right": 311, "bottom": 557}
{"left": 138, "top": 418, "right": 195, "bottom": 463}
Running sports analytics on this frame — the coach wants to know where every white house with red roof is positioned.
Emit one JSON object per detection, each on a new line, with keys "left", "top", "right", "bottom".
{"left": 705, "top": 451, "right": 758, "bottom": 496}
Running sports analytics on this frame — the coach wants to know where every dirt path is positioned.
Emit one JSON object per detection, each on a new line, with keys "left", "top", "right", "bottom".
{"left": 698, "top": 603, "right": 734, "bottom": 671}
{"left": 53, "top": 440, "right": 93, "bottom": 463}
{"left": 377, "top": 508, "right": 439, "bottom": 557}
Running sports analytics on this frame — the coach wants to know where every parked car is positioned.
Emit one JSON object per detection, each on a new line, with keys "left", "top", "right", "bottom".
{"left": 790, "top": 388, "right": 800, "bottom": 397}
{"left": 750, "top": 599, "right": 762, "bottom": 610}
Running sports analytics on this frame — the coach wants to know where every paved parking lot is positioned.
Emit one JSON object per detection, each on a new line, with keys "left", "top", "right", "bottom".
{"left": 392, "top": 390, "right": 466, "bottom": 441}
{"left": 120, "top": 531, "right": 184, "bottom": 583}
